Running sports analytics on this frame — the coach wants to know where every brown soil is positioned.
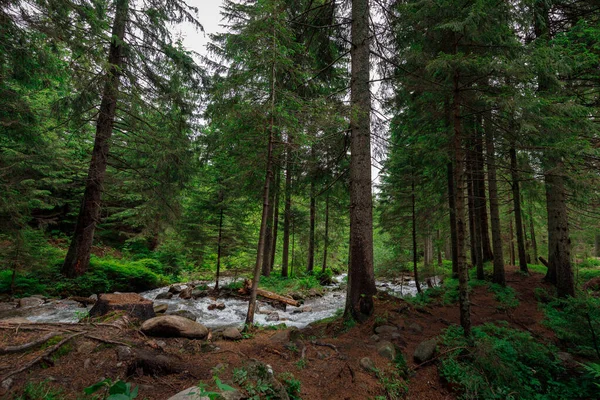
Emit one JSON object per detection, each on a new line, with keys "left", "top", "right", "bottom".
{"left": 0, "top": 267, "right": 557, "bottom": 400}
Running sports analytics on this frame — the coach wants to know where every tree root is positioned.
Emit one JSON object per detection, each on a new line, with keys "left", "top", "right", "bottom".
{"left": 0, "top": 331, "right": 85, "bottom": 382}
{"left": 0, "top": 332, "right": 62, "bottom": 355}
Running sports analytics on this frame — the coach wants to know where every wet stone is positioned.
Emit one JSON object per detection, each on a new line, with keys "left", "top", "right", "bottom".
{"left": 360, "top": 357, "right": 375, "bottom": 371}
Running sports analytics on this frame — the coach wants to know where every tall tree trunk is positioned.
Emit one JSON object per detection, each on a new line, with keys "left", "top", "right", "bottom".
{"left": 510, "top": 146, "right": 529, "bottom": 273}
{"left": 485, "top": 119, "right": 505, "bottom": 285}
{"left": 545, "top": 165, "right": 575, "bottom": 297}
{"left": 509, "top": 218, "right": 516, "bottom": 266}
{"left": 307, "top": 178, "right": 316, "bottom": 273}
{"left": 322, "top": 193, "right": 330, "bottom": 272}
{"left": 453, "top": 68, "right": 470, "bottom": 337}
{"left": 437, "top": 229, "right": 443, "bottom": 266}
{"left": 530, "top": 207, "right": 538, "bottom": 263}
{"left": 62, "top": 0, "right": 129, "bottom": 278}
{"left": 467, "top": 159, "right": 477, "bottom": 268}
{"left": 523, "top": 215, "right": 532, "bottom": 264}
{"left": 270, "top": 169, "right": 280, "bottom": 274}
{"left": 412, "top": 180, "right": 422, "bottom": 294}
{"left": 246, "top": 36, "right": 277, "bottom": 325}
{"left": 423, "top": 235, "right": 434, "bottom": 268}
{"left": 344, "top": 0, "right": 377, "bottom": 322}
{"left": 262, "top": 172, "right": 275, "bottom": 277}
{"left": 447, "top": 162, "right": 459, "bottom": 278}
{"left": 595, "top": 234, "right": 600, "bottom": 258}
{"left": 474, "top": 125, "right": 493, "bottom": 262}
{"left": 281, "top": 137, "right": 292, "bottom": 278}
{"left": 215, "top": 204, "right": 224, "bottom": 290}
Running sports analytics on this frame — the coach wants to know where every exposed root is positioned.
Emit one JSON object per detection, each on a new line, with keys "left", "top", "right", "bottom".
{"left": 0, "top": 332, "right": 62, "bottom": 354}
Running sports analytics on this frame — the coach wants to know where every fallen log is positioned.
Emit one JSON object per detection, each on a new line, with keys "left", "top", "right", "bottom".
{"left": 538, "top": 256, "right": 549, "bottom": 268}
{"left": 239, "top": 279, "right": 300, "bottom": 307}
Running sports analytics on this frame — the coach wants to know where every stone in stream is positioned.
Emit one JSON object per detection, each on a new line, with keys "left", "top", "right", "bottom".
{"left": 414, "top": 338, "right": 438, "bottom": 363}
{"left": 266, "top": 312, "right": 280, "bottom": 322}
{"left": 166, "top": 386, "right": 242, "bottom": 400}
{"left": 169, "top": 310, "right": 197, "bottom": 321}
{"left": 17, "top": 297, "right": 44, "bottom": 308}
{"left": 168, "top": 285, "right": 183, "bottom": 294}
{"left": 141, "top": 315, "right": 208, "bottom": 339}
{"left": 191, "top": 288, "right": 209, "bottom": 298}
{"left": 155, "top": 292, "right": 173, "bottom": 300}
{"left": 154, "top": 304, "right": 168, "bottom": 314}
{"left": 89, "top": 293, "right": 155, "bottom": 321}
{"left": 222, "top": 327, "right": 242, "bottom": 341}
{"left": 178, "top": 287, "right": 193, "bottom": 300}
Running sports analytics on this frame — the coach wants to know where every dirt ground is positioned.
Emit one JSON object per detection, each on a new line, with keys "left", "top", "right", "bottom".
{"left": 0, "top": 267, "right": 556, "bottom": 400}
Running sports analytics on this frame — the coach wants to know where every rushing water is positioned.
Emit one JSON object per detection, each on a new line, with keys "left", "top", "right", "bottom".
{"left": 0, "top": 274, "right": 435, "bottom": 328}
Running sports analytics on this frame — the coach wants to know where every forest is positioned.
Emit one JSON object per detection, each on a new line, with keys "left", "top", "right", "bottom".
{"left": 1, "top": 0, "right": 600, "bottom": 399}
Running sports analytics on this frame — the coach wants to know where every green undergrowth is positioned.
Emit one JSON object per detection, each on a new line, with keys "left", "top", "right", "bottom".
{"left": 540, "top": 295, "right": 600, "bottom": 359}
{"left": 259, "top": 272, "right": 328, "bottom": 297}
{"left": 439, "top": 322, "right": 600, "bottom": 399}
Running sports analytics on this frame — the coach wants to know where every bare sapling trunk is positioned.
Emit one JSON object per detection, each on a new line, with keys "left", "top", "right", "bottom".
{"left": 412, "top": 180, "right": 422, "bottom": 294}
{"left": 322, "top": 193, "right": 330, "bottom": 272}
{"left": 510, "top": 146, "right": 529, "bottom": 273}
{"left": 62, "top": 0, "right": 129, "bottom": 278}
{"left": 281, "top": 136, "right": 292, "bottom": 278}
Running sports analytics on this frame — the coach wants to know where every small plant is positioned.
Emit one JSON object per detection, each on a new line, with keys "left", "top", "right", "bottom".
{"left": 279, "top": 372, "right": 302, "bottom": 400}
{"left": 15, "top": 380, "right": 65, "bottom": 400}
{"left": 295, "top": 359, "right": 306, "bottom": 370}
{"left": 489, "top": 284, "right": 519, "bottom": 310}
{"left": 374, "top": 368, "right": 408, "bottom": 400}
{"left": 194, "top": 378, "right": 236, "bottom": 400}
{"left": 84, "top": 379, "right": 138, "bottom": 399}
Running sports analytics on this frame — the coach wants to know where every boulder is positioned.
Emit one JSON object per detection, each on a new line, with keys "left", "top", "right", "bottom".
{"left": 266, "top": 312, "right": 280, "bottom": 322}
{"left": 207, "top": 303, "right": 217, "bottom": 311}
{"left": 222, "top": 327, "right": 242, "bottom": 341}
{"left": 192, "top": 289, "right": 209, "bottom": 298}
{"left": 377, "top": 341, "right": 396, "bottom": 361}
{"left": 168, "top": 285, "right": 183, "bottom": 294}
{"left": 116, "top": 346, "right": 134, "bottom": 361}
{"left": 407, "top": 322, "right": 423, "bottom": 334}
{"left": 360, "top": 357, "right": 376, "bottom": 371}
{"left": 89, "top": 293, "right": 155, "bottom": 321}
{"left": 166, "top": 387, "right": 209, "bottom": 400}
{"left": 216, "top": 302, "right": 226, "bottom": 310}
{"left": 178, "top": 287, "right": 193, "bottom": 300}
{"left": 155, "top": 292, "right": 173, "bottom": 300}
{"left": 17, "top": 297, "right": 44, "bottom": 308}
{"left": 141, "top": 315, "right": 208, "bottom": 339}
{"left": 414, "top": 338, "right": 437, "bottom": 363}
{"left": 170, "top": 310, "right": 197, "bottom": 321}
{"left": 127, "top": 348, "right": 182, "bottom": 376}
{"left": 154, "top": 304, "right": 168, "bottom": 314}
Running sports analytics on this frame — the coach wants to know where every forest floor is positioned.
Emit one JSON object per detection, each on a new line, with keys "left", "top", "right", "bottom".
{"left": 0, "top": 267, "right": 559, "bottom": 400}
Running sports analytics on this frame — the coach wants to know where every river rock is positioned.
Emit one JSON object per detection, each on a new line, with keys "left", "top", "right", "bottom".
{"left": 170, "top": 310, "right": 197, "bottom": 321}
{"left": 168, "top": 285, "right": 183, "bottom": 294}
{"left": 116, "top": 346, "right": 134, "bottom": 361}
{"left": 89, "top": 293, "right": 155, "bottom": 321}
{"left": 414, "top": 338, "right": 437, "bottom": 363}
{"left": 154, "top": 304, "right": 168, "bottom": 314}
{"left": 17, "top": 297, "right": 44, "bottom": 308}
{"left": 377, "top": 341, "right": 396, "bottom": 361}
{"left": 216, "top": 302, "right": 226, "bottom": 310}
{"left": 360, "top": 357, "right": 376, "bottom": 371}
{"left": 127, "top": 348, "right": 182, "bottom": 376}
{"left": 407, "top": 322, "right": 423, "bottom": 334}
{"left": 141, "top": 315, "right": 208, "bottom": 339}
{"left": 155, "top": 292, "right": 173, "bottom": 300}
{"left": 192, "top": 289, "right": 208, "bottom": 298}
{"left": 222, "top": 327, "right": 242, "bottom": 341}
{"left": 166, "top": 387, "right": 209, "bottom": 400}
{"left": 266, "top": 312, "right": 280, "bottom": 321}
{"left": 179, "top": 287, "right": 193, "bottom": 299}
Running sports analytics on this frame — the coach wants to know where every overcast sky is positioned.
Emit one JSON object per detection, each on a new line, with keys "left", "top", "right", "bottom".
{"left": 178, "top": 1, "right": 225, "bottom": 58}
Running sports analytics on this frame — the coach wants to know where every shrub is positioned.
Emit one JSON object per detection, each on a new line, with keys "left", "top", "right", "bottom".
{"left": 439, "top": 323, "right": 600, "bottom": 399}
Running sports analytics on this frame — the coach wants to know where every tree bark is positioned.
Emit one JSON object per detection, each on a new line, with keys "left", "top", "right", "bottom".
{"left": 595, "top": 234, "right": 600, "bottom": 258}
{"left": 412, "top": 180, "right": 422, "bottom": 294}
{"left": 485, "top": 119, "right": 505, "bottom": 285}
{"left": 544, "top": 165, "right": 575, "bottom": 297}
{"left": 261, "top": 171, "right": 275, "bottom": 277}
{"left": 447, "top": 162, "right": 459, "bottom": 279}
{"left": 453, "top": 68, "right": 470, "bottom": 337}
{"left": 322, "top": 193, "right": 330, "bottom": 272}
{"left": 467, "top": 157, "right": 477, "bottom": 268}
{"left": 510, "top": 146, "right": 529, "bottom": 273}
{"left": 270, "top": 169, "right": 280, "bottom": 274}
{"left": 474, "top": 125, "right": 493, "bottom": 262}
{"left": 62, "top": 0, "right": 129, "bottom": 278}
{"left": 307, "top": 177, "right": 316, "bottom": 273}
{"left": 509, "top": 218, "right": 516, "bottom": 266}
{"left": 344, "top": 0, "right": 377, "bottom": 323}
{"left": 530, "top": 206, "right": 538, "bottom": 263}
{"left": 281, "top": 136, "right": 292, "bottom": 278}
{"left": 437, "top": 229, "right": 443, "bottom": 266}
{"left": 215, "top": 200, "right": 224, "bottom": 290}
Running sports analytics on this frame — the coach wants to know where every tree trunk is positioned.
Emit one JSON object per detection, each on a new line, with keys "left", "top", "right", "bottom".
{"left": 412, "top": 180, "right": 422, "bottom": 294}
{"left": 246, "top": 36, "right": 277, "bottom": 325}
{"left": 474, "top": 125, "right": 493, "bottom": 262}
{"left": 530, "top": 207, "right": 538, "bottom": 263}
{"left": 447, "top": 162, "right": 459, "bottom": 278}
{"left": 453, "top": 69, "right": 470, "bottom": 337}
{"left": 467, "top": 159, "right": 477, "bottom": 268}
{"left": 544, "top": 166, "right": 575, "bottom": 297}
{"left": 510, "top": 146, "right": 529, "bottom": 273}
{"left": 509, "top": 218, "right": 516, "bottom": 266}
{"left": 215, "top": 202, "right": 224, "bottom": 290}
{"left": 344, "top": 0, "right": 377, "bottom": 323}
{"left": 281, "top": 137, "right": 292, "bottom": 278}
{"left": 307, "top": 179, "right": 316, "bottom": 273}
{"left": 437, "top": 229, "right": 443, "bottom": 266}
{"left": 62, "top": 0, "right": 129, "bottom": 278}
{"left": 595, "top": 234, "right": 600, "bottom": 258}
{"left": 485, "top": 119, "right": 505, "bottom": 285}
{"left": 261, "top": 171, "right": 275, "bottom": 277}
{"left": 270, "top": 169, "right": 280, "bottom": 274}
{"left": 322, "top": 193, "right": 330, "bottom": 272}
